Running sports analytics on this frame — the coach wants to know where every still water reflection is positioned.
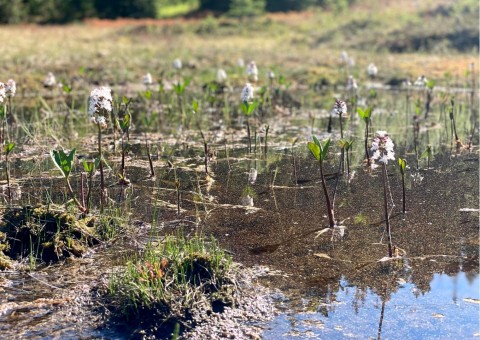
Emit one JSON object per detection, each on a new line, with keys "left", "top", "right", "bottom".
{"left": 264, "top": 272, "right": 479, "bottom": 339}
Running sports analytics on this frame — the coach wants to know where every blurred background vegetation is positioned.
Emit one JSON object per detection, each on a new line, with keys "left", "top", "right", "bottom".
{"left": 0, "top": 0, "right": 356, "bottom": 23}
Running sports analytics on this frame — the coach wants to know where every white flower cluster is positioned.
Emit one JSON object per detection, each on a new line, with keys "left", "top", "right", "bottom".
{"left": 340, "top": 51, "right": 355, "bottom": 67}
{"left": 247, "top": 61, "right": 258, "bottom": 82}
{"left": 346, "top": 75, "right": 358, "bottom": 91}
{"left": 173, "top": 58, "right": 182, "bottom": 70}
{"left": 414, "top": 75, "right": 427, "bottom": 87}
{"left": 6, "top": 79, "right": 15, "bottom": 97}
{"left": 143, "top": 73, "right": 153, "bottom": 86}
{"left": 367, "top": 63, "right": 378, "bottom": 77}
{"left": 0, "top": 83, "right": 5, "bottom": 103}
{"left": 241, "top": 83, "right": 254, "bottom": 103}
{"left": 333, "top": 99, "right": 347, "bottom": 116}
{"left": 44, "top": 72, "right": 56, "bottom": 87}
{"left": 268, "top": 70, "right": 275, "bottom": 80}
{"left": 371, "top": 131, "right": 395, "bottom": 164}
{"left": 217, "top": 69, "right": 227, "bottom": 83}
{"left": 88, "top": 87, "right": 112, "bottom": 129}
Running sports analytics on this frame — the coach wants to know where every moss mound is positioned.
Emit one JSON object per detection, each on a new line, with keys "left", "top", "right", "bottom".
{"left": 107, "top": 235, "right": 236, "bottom": 337}
{"left": 0, "top": 205, "right": 120, "bottom": 269}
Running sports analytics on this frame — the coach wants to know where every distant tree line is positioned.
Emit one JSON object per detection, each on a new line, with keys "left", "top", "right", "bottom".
{"left": 0, "top": 0, "right": 157, "bottom": 24}
{"left": 0, "top": 0, "right": 355, "bottom": 24}
{"left": 201, "top": 0, "right": 356, "bottom": 16}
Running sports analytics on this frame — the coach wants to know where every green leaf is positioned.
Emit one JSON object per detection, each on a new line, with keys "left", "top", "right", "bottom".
{"left": 121, "top": 113, "right": 131, "bottom": 132}
{"left": 426, "top": 80, "right": 435, "bottom": 90}
{"left": 247, "top": 100, "right": 259, "bottom": 115}
{"left": 420, "top": 146, "right": 432, "bottom": 159}
{"left": 192, "top": 99, "right": 199, "bottom": 113}
{"left": 82, "top": 159, "right": 95, "bottom": 173}
{"left": 62, "top": 84, "right": 72, "bottom": 94}
{"left": 397, "top": 158, "right": 406, "bottom": 174}
{"left": 144, "top": 90, "right": 152, "bottom": 100}
{"left": 3, "top": 142, "right": 14, "bottom": 155}
{"left": 357, "top": 107, "right": 372, "bottom": 122}
{"left": 320, "top": 138, "right": 331, "bottom": 160}
{"left": 241, "top": 102, "right": 248, "bottom": 115}
{"left": 308, "top": 141, "right": 320, "bottom": 161}
{"left": 122, "top": 95, "right": 129, "bottom": 105}
{"left": 51, "top": 148, "right": 76, "bottom": 178}
{"left": 312, "top": 135, "right": 321, "bottom": 147}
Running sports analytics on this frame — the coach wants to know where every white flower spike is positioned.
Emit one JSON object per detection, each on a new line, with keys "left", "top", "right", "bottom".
{"left": 241, "top": 83, "right": 254, "bottom": 103}
{"left": 371, "top": 131, "right": 395, "bottom": 164}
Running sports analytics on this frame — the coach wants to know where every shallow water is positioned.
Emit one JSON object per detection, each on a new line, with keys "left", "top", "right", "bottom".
{"left": 265, "top": 272, "right": 479, "bottom": 339}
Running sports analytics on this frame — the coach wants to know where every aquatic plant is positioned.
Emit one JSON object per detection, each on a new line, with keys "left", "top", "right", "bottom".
{"left": 421, "top": 145, "right": 433, "bottom": 169}
{"left": 50, "top": 148, "right": 85, "bottom": 212}
{"left": 424, "top": 79, "right": 435, "bottom": 119}
{"left": 247, "top": 61, "right": 258, "bottom": 83}
{"left": 88, "top": 86, "right": 113, "bottom": 211}
{"left": 397, "top": 158, "right": 407, "bottom": 214}
{"left": 216, "top": 68, "right": 227, "bottom": 83}
{"left": 357, "top": 106, "right": 373, "bottom": 165}
{"left": 333, "top": 99, "right": 347, "bottom": 139}
{"left": 173, "top": 58, "right": 182, "bottom": 70}
{"left": 43, "top": 72, "right": 56, "bottom": 88}
{"left": 448, "top": 98, "right": 462, "bottom": 148}
{"left": 173, "top": 77, "right": 191, "bottom": 123}
{"left": 308, "top": 137, "right": 335, "bottom": 228}
{"left": 119, "top": 109, "right": 132, "bottom": 184}
{"left": 143, "top": 72, "right": 153, "bottom": 88}
{"left": 371, "top": 131, "right": 395, "bottom": 257}
{"left": 241, "top": 83, "right": 258, "bottom": 153}
{"left": 367, "top": 63, "right": 378, "bottom": 79}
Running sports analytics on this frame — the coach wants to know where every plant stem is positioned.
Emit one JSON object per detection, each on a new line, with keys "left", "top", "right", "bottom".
{"left": 246, "top": 118, "right": 251, "bottom": 153}
{"left": 319, "top": 159, "right": 335, "bottom": 228}
{"left": 382, "top": 163, "right": 393, "bottom": 257}
{"left": 401, "top": 173, "right": 406, "bottom": 214}
{"left": 145, "top": 132, "right": 155, "bottom": 178}
{"left": 364, "top": 121, "right": 370, "bottom": 165}
{"left": 98, "top": 124, "right": 105, "bottom": 212}
{"left": 66, "top": 177, "right": 85, "bottom": 212}
{"left": 5, "top": 152, "right": 10, "bottom": 202}
{"left": 339, "top": 114, "right": 343, "bottom": 139}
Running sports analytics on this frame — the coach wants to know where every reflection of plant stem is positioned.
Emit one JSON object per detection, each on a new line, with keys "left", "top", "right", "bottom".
{"left": 382, "top": 163, "right": 393, "bottom": 257}
{"left": 377, "top": 299, "right": 386, "bottom": 340}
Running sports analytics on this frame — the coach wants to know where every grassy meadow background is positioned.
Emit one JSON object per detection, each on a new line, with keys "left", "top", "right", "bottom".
{"left": 0, "top": 0, "right": 477, "bottom": 94}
